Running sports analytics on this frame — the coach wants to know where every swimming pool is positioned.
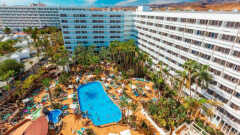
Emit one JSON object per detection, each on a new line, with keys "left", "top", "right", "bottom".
{"left": 77, "top": 81, "right": 122, "bottom": 126}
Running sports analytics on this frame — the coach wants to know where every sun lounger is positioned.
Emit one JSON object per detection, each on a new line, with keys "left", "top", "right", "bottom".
{"left": 120, "top": 129, "right": 131, "bottom": 135}
{"left": 109, "top": 133, "right": 119, "bottom": 135}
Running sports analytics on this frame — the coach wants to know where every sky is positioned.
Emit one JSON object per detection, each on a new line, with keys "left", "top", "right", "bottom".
{"left": 1, "top": 0, "right": 197, "bottom": 7}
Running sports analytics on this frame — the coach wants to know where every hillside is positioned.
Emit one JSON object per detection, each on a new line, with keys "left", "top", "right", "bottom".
{"left": 151, "top": 1, "right": 240, "bottom": 11}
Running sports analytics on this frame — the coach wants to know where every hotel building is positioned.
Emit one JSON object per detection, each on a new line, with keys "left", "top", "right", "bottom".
{"left": 135, "top": 7, "right": 240, "bottom": 135}
{"left": 59, "top": 9, "right": 135, "bottom": 52}
{"left": 0, "top": 5, "right": 240, "bottom": 134}
{"left": 0, "top": 6, "right": 60, "bottom": 30}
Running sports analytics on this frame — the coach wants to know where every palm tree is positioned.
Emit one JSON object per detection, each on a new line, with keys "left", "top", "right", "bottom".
{"left": 42, "top": 78, "right": 53, "bottom": 108}
{"left": 183, "top": 97, "right": 220, "bottom": 122}
{"left": 52, "top": 45, "right": 70, "bottom": 73}
{"left": 182, "top": 60, "right": 200, "bottom": 96}
{"left": 176, "top": 70, "right": 188, "bottom": 98}
{"left": 119, "top": 97, "right": 128, "bottom": 123}
{"left": 193, "top": 65, "right": 213, "bottom": 92}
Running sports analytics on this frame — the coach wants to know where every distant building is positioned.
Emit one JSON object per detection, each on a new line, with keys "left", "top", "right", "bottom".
{"left": 59, "top": 9, "right": 135, "bottom": 52}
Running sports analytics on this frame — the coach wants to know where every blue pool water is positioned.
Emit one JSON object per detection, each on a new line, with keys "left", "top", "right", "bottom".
{"left": 77, "top": 81, "right": 122, "bottom": 126}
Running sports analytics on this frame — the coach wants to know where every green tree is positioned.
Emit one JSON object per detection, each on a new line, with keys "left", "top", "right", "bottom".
{"left": 0, "top": 40, "right": 17, "bottom": 54}
{"left": 52, "top": 45, "right": 70, "bottom": 72}
{"left": 183, "top": 97, "right": 219, "bottom": 122}
{"left": 0, "top": 59, "right": 24, "bottom": 79}
{"left": 193, "top": 65, "right": 213, "bottom": 91}
{"left": 42, "top": 78, "right": 54, "bottom": 107}
{"left": 182, "top": 60, "right": 200, "bottom": 96}
{"left": 4, "top": 27, "right": 11, "bottom": 34}
{"left": 176, "top": 70, "right": 188, "bottom": 98}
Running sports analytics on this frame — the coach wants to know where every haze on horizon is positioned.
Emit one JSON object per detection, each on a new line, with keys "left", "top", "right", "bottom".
{"left": 0, "top": 0, "right": 197, "bottom": 7}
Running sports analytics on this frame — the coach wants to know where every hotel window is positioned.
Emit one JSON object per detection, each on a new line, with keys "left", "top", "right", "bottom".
{"left": 209, "top": 67, "right": 221, "bottom": 76}
{"left": 63, "top": 31, "right": 69, "bottom": 34}
{"left": 81, "top": 25, "right": 87, "bottom": 28}
{"left": 213, "top": 57, "right": 226, "bottom": 66}
{"left": 156, "top": 16, "right": 164, "bottom": 20}
{"left": 110, "top": 31, "right": 120, "bottom": 33}
{"left": 236, "top": 37, "right": 240, "bottom": 43}
{"left": 208, "top": 20, "right": 222, "bottom": 26}
{"left": 64, "top": 36, "right": 70, "bottom": 39}
{"left": 65, "top": 41, "right": 71, "bottom": 44}
{"left": 110, "top": 25, "right": 120, "bottom": 28}
{"left": 92, "top": 20, "right": 104, "bottom": 23}
{"left": 181, "top": 18, "right": 187, "bottom": 22}
{"left": 94, "top": 41, "right": 104, "bottom": 43}
{"left": 110, "top": 20, "right": 121, "bottom": 23}
{"left": 92, "top": 14, "right": 104, "bottom": 17}
{"left": 60, "top": 14, "right": 67, "bottom": 17}
{"left": 110, "top": 36, "right": 120, "bottom": 38}
{"left": 185, "top": 28, "right": 194, "bottom": 34}
{"left": 235, "top": 92, "right": 240, "bottom": 99}
{"left": 110, "top": 15, "right": 121, "bottom": 17}
{"left": 73, "top": 14, "right": 86, "bottom": 17}
{"left": 93, "top": 25, "right": 104, "bottom": 28}
{"left": 187, "top": 18, "right": 196, "bottom": 24}
{"left": 77, "top": 20, "right": 86, "bottom": 23}
{"left": 204, "top": 43, "right": 214, "bottom": 49}
{"left": 226, "top": 62, "right": 240, "bottom": 72}
{"left": 149, "top": 29, "right": 156, "bottom": 33}
{"left": 76, "top": 31, "right": 87, "bottom": 34}
{"left": 167, "top": 17, "right": 177, "bottom": 22}
{"left": 223, "top": 74, "right": 239, "bottom": 83}
{"left": 215, "top": 46, "right": 230, "bottom": 54}
{"left": 206, "top": 32, "right": 218, "bottom": 39}
{"left": 76, "top": 36, "right": 87, "bottom": 39}
{"left": 219, "top": 84, "right": 234, "bottom": 94}
{"left": 200, "top": 19, "right": 208, "bottom": 25}
{"left": 193, "top": 40, "right": 202, "bottom": 46}
{"left": 61, "top": 20, "right": 68, "bottom": 23}
{"left": 62, "top": 25, "right": 68, "bottom": 28}
{"left": 230, "top": 103, "right": 240, "bottom": 110}
{"left": 179, "top": 27, "right": 184, "bottom": 32}
{"left": 221, "top": 34, "right": 236, "bottom": 42}
{"left": 226, "top": 22, "right": 240, "bottom": 28}
{"left": 93, "top": 36, "right": 104, "bottom": 39}
{"left": 191, "top": 50, "right": 199, "bottom": 56}
{"left": 77, "top": 41, "right": 88, "bottom": 44}
{"left": 147, "top": 16, "right": 154, "bottom": 19}
{"left": 155, "top": 23, "right": 163, "bottom": 27}
{"left": 185, "top": 38, "right": 191, "bottom": 43}
{"left": 93, "top": 31, "right": 104, "bottom": 33}
{"left": 147, "top": 22, "right": 153, "bottom": 26}
{"left": 232, "top": 51, "right": 240, "bottom": 58}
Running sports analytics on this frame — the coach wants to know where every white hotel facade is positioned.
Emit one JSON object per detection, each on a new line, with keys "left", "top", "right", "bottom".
{"left": 135, "top": 7, "right": 240, "bottom": 135}
{"left": 1, "top": 5, "right": 240, "bottom": 134}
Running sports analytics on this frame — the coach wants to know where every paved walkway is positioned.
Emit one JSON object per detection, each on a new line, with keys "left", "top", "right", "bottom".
{"left": 141, "top": 108, "right": 167, "bottom": 135}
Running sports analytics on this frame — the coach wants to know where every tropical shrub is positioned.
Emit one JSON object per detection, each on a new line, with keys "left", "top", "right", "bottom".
{"left": 58, "top": 72, "right": 70, "bottom": 85}
{"left": 0, "top": 59, "right": 24, "bottom": 80}
{"left": 85, "top": 128, "right": 96, "bottom": 135}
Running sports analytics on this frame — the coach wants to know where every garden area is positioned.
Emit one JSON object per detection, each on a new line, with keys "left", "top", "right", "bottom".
{"left": 0, "top": 26, "right": 224, "bottom": 135}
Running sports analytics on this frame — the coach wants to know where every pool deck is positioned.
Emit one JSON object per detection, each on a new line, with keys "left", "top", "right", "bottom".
{"left": 6, "top": 64, "right": 162, "bottom": 135}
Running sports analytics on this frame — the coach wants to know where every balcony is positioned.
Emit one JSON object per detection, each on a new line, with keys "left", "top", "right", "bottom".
{"left": 209, "top": 85, "right": 231, "bottom": 100}
{"left": 216, "top": 111, "right": 240, "bottom": 130}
